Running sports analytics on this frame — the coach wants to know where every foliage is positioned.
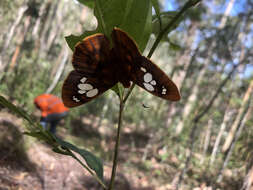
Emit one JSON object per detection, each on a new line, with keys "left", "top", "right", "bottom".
{"left": 66, "top": 0, "right": 152, "bottom": 53}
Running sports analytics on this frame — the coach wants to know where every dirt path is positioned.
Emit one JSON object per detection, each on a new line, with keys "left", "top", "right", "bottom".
{"left": 0, "top": 112, "right": 157, "bottom": 190}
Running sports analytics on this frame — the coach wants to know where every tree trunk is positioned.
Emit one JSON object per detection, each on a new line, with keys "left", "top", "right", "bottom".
{"left": 174, "top": 0, "right": 236, "bottom": 136}
{"left": 45, "top": 46, "right": 69, "bottom": 94}
{"left": 217, "top": 92, "right": 252, "bottom": 182}
{"left": 210, "top": 102, "right": 233, "bottom": 165}
{"left": 32, "top": 0, "right": 52, "bottom": 38}
{"left": 39, "top": 1, "right": 58, "bottom": 58}
{"left": 46, "top": 1, "right": 67, "bottom": 55}
{"left": 0, "top": 14, "right": 32, "bottom": 84}
{"left": 166, "top": 46, "right": 199, "bottom": 128}
{"left": 175, "top": 61, "right": 209, "bottom": 135}
{"left": 200, "top": 119, "right": 213, "bottom": 164}
{"left": 0, "top": 5, "right": 28, "bottom": 72}
{"left": 222, "top": 80, "right": 253, "bottom": 152}
{"left": 241, "top": 165, "right": 253, "bottom": 190}
{"left": 176, "top": 62, "right": 242, "bottom": 189}
{"left": 33, "top": 0, "right": 53, "bottom": 53}
{"left": 9, "top": 16, "right": 31, "bottom": 70}
{"left": 165, "top": 21, "right": 199, "bottom": 128}
{"left": 172, "top": 21, "right": 199, "bottom": 91}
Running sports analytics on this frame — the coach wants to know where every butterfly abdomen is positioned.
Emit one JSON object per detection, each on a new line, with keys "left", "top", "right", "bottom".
{"left": 109, "top": 49, "right": 133, "bottom": 88}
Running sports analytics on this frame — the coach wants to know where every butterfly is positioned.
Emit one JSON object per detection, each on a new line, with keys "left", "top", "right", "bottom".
{"left": 62, "top": 28, "right": 180, "bottom": 108}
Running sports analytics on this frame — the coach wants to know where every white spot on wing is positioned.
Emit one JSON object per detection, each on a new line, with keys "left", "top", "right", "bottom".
{"left": 78, "top": 90, "right": 86, "bottom": 94}
{"left": 162, "top": 86, "right": 167, "bottom": 95}
{"left": 141, "top": 67, "right": 147, "bottom": 72}
{"left": 143, "top": 83, "right": 154, "bottom": 91}
{"left": 150, "top": 80, "right": 156, "bottom": 85}
{"left": 80, "top": 77, "right": 87, "bottom": 83}
{"left": 144, "top": 73, "right": 152, "bottom": 83}
{"left": 73, "top": 96, "right": 80, "bottom": 102}
{"left": 78, "top": 83, "right": 93, "bottom": 90}
{"left": 86, "top": 88, "right": 98, "bottom": 97}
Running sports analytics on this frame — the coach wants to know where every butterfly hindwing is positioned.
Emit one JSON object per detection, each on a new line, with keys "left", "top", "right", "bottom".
{"left": 132, "top": 56, "right": 180, "bottom": 101}
{"left": 62, "top": 70, "right": 116, "bottom": 108}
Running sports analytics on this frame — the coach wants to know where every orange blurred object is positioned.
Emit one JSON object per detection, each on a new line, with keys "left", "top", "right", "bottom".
{"left": 34, "top": 94, "right": 69, "bottom": 117}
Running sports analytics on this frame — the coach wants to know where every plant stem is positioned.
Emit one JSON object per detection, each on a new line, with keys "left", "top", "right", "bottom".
{"left": 147, "top": 0, "right": 202, "bottom": 58}
{"left": 123, "top": 84, "right": 135, "bottom": 104}
{"left": 108, "top": 101, "right": 125, "bottom": 190}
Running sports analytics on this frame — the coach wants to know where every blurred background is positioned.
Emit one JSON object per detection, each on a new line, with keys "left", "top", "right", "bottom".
{"left": 0, "top": 0, "right": 252, "bottom": 189}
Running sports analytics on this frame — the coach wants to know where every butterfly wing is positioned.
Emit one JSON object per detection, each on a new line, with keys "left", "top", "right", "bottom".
{"left": 111, "top": 27, "right": 141, "bottom": 59}
{"left": 72, "top": 33, "right": 110, "bottom": 74}
{"left": 62, "top": 70, "right": 116, "bottom": 107}
{"left": 132, "top": 56, "right": 180, "bottom": 101}
{"left": 62, "top": 34, "right": 116, "bottom": 108}
{"left": 111, "top": 28, "right": 180, "bottom": 101}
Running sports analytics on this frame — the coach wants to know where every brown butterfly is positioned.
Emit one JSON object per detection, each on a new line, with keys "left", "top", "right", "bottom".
{"left": 62, "top": 28, "right": 180, "bottom": 108}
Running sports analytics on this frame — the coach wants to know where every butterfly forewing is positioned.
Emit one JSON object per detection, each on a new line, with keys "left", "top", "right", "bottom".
{"left": 112, "top": 28, "right": 180, "bottom": 101}
{"left": 62, "top": 70, "right": 116, "bottom": 107}
{"left": 111, "top": 28, "right": 141, "bottom": 59}
{"left": 132, "top": 57, "right": 180, "bottom": 101}
{"left": 72, "top": 34, "right": 110, "bottom": 74}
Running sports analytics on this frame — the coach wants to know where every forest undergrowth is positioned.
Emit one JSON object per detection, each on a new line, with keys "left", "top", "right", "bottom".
{"left": 0, "top": 111, "right": 244, "bottom": 190}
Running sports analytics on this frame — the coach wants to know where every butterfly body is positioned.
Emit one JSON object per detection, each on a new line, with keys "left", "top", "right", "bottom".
{"left": 62, "top": 28, "right": 180, "bottom": 108}
{"left": 108, "top": 47, "right": 137, "bottom": 88}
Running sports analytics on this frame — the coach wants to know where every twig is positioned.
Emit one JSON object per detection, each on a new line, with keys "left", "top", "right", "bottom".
{"left": 147, "top": 0, "right": 202, "bottom": 58}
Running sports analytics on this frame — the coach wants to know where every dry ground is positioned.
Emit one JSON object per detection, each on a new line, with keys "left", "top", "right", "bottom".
{"left": 0, "top": 111, "right": 242, "bottom": 190}
{"left": 0, "top": 111, "right": 176, "bottom": 190}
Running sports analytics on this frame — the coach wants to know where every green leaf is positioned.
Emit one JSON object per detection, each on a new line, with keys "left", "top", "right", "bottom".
{"left": 52, "top": 147, "right": 71, "bottom": 155}
{"left": 111, "top": 83, "right": 124, "bottom": 100}
{"left": 24, "top": 131, "right": 46, "bottom": 140}
{"left": 24, "top": 130, "right": 55, "bottom": 144}
{"left": 76, "top": 0, "right": 95, "bottom": 8}
{"left": 66, "top": 0, "right": 152, "bottom": 53}
{"left": 53, "top": 136, "right": 104, "bottom": 181}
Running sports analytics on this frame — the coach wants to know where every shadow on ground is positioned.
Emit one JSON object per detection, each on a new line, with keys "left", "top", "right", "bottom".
{"left": 80, "top": 172, "right": 154, "bottom": 190}
{"left": 0, "top": 118, "right": 44, "bottom": 189}
{"left": 0, "top": 119, "right": 35, "bottom": 170}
